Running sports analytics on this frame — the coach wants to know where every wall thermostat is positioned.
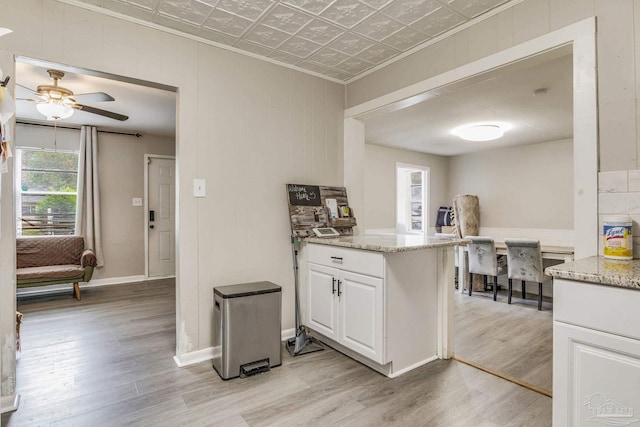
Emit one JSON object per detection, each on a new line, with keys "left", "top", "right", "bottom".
{"left": 312, "top": 227, "right": 340, "bottom": 238}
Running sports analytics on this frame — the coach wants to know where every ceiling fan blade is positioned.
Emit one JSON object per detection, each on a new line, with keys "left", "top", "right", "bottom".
{"left": 16, "top": 83, "right": 47, "bottom": 100}
{"left": 16, "top": 98, "right": 40, "bottom": 102}
{"left": 16, "top": 83, "right": 40, "bottom": 95}
{"left": 74, "top": 104, "right": 129, "bottom": 121}
{"left": 74, "top": 92, "right": 115, "bottom": 103}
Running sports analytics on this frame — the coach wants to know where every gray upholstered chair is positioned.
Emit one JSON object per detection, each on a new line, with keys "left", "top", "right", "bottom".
{"left": 504, "top": 238, "right": 549, "bottom": 310}
{"left": 467, "top": 236, "right": 505, "bottom": 301}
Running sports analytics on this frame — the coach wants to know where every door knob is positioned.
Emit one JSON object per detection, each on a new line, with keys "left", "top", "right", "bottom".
{"left": 150, "top": 225, "right": 154, "bottom": 229}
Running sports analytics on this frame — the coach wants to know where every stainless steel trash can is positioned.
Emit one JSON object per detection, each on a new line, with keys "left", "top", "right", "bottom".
{"left": 212, "top": 281, "right": 282, "bottom": 380}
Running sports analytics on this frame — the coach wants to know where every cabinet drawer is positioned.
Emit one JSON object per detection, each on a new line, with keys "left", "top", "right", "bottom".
{"left": 554, "top": 278, "right": 640, "bottom": 341}
{"left": 307, "top": 243, "right": 384, "bottom": 278}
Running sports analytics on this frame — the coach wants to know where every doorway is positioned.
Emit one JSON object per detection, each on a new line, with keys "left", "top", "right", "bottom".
{"left": 345, "top": 18, "right": 598, "bottom": 393}
{"left": 145, "top": 155, "right": 176, "bottom": 278}
{"left": 11, "top": 57, "right": 179, "bottom": 398}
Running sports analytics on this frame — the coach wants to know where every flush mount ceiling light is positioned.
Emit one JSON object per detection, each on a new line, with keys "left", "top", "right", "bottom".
{"left": 453, "top": 124, "right": 505, "bottom": 141}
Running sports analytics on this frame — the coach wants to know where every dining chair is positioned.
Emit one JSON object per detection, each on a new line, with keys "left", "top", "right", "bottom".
{"left": 467, "top": 236, "right": 505, "bottom": 301}
{"left": 504, "top": 238, "right": 549, "bottom": 310}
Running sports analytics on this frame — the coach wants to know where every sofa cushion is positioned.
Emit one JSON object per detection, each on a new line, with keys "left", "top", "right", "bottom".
{"left": 17, "top": 236, "right": 84, "bottom": 268}
{"left": 17, "top": 265, "right": 86, "bottom": 282}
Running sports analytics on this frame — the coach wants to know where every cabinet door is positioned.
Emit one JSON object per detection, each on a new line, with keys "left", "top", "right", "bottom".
{"left": 554, "top": 322, "right": 640, "bottom": 427}
{"left": 307, "top": 263, "right": 339, "bottom": 341}
{"left": 339, "top": 271, "right": 384, "bottom": 364}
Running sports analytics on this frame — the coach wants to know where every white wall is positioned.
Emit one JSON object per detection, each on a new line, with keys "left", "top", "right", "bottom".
{"left": 95, "top": 132, "right": 175, "bottom": 280}
{"left": 0, "top": 0, "right": 344, "bottom": 401}
{"left": 448, "top": 139, "right": 573, "bottom": 230}
{"left": 346, "top": 0, "right": 637, "bottom": 173}
{"left": 598, "top": 170, "right": 640, "bottom": 258}
{"left": 364, "top": 143, "right": 449, "bottom": 232}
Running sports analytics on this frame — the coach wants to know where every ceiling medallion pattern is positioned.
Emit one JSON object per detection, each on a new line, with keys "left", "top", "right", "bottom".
{"left": 81, "top": 0, "right": 511, "bottom": 81}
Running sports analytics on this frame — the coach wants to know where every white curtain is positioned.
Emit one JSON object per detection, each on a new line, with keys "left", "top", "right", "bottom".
{"left": 75, "top": 126, "right": 104, "bottom": 267}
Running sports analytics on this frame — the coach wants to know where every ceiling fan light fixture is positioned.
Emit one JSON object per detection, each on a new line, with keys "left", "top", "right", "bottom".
{"left": 36, "top": 101, "right": 74, "bottom": 121}
{"left": 453, "top": 124, "right": 505, "bottom": 141}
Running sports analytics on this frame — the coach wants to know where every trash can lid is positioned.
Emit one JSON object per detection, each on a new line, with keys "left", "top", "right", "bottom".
{"left": 214, "top": 281, "right": 281, "bottom": 298}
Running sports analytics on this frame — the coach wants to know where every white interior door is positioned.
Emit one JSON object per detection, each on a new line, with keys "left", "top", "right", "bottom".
{"left": 147, "top": 156, "right": 175, "bottom": 277}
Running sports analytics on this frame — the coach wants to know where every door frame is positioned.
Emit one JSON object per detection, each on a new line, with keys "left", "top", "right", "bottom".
{"left": 144, "top": 154, "right": 176, "bottom": 279}
{"left": 344, "top": 17, "right": 598, "bottom": 358}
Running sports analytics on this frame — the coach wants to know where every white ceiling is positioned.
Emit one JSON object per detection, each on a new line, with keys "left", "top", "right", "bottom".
{"left": 15, "top": 60, "right": 177, "bottom": 136}
{"left": 74, "top": 0, "right": 513, "bottom": 82}
{"left": 364, "top": 48, "right": 573, "bottom": 156}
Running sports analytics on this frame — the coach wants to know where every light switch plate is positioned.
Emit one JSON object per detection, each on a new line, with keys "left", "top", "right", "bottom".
{"left": 193, "top": 179, "right": 206, "bottom": 198}
{"left": 132, "top": 197, "right": 143, "bottom": 206}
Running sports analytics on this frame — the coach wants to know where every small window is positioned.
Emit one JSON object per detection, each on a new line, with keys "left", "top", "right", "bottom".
{"left": 397, "top": 164, "right": 429, "bottom": 235}
{"left": 15, "top": 148, "right": 79, "bottom": 236}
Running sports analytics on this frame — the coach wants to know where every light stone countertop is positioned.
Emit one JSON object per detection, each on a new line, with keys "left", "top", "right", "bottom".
{"left": 306, "top": 234, "right": 468, "bottom": 253}
{"left": 545, "top": 256, "right": 640, "bottom": 290}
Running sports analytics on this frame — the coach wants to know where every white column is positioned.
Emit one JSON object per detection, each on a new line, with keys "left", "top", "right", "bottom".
{"left": 343, "top": 117, "right": 365, "bottom": 235}
{"left": 573, "top": 31, "right": 599, "bottom": 259}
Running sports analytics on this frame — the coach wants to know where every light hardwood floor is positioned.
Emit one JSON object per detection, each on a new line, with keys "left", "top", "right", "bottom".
{"left": 3, "top": 280, "right": 551, "bottom": 427}
{"left": 454, "top": 288, "right": 553, "bottom": 393}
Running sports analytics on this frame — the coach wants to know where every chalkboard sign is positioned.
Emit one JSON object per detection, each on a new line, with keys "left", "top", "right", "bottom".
{"left": 287, "top": 184, "right": 321, "bottom": 206}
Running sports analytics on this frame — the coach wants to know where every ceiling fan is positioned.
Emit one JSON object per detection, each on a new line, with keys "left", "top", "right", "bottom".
{"left": 17, "top": 69, "right": 128, "bottom": 121}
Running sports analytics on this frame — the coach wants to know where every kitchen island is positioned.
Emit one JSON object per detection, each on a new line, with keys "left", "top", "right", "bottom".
{"left": 303, "top": 234, "right": 465, "bottom": 377}
{"left": 546, "top": 257, "right": 640, "bottom": 426}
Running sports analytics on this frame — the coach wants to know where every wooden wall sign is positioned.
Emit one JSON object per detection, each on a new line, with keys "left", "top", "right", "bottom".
{"left": 287, "top": 184, "right": 321, "bottom": 206}
{"left": 286, "top": 183, "right": 357, "bottom": 238}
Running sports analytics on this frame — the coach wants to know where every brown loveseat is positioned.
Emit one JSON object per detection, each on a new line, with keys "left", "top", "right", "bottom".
{"left": 16, "top": 236, "right": 97, "bottom": 300}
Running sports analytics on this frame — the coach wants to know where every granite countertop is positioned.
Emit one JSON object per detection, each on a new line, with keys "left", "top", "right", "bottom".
{"left": 306, "top": 234, "right": 468, "bottom": 253}
{"left": 545, "top": 256, "right": 640, "bottom": 290}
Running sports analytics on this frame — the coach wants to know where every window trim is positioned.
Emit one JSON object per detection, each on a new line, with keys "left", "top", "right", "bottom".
{"left": 15, "top": 147, "right": 79, "bottom": 236}
{"left": 396, "top": 163, "right": 429, "bottom": 236}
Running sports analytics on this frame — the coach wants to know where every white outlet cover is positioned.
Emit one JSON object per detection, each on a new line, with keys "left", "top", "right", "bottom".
{"left": 132, "top": 197, "right": 143, "bottom": 206}
{"left": 194, "top": 179, "right": 206, "bottom": 198}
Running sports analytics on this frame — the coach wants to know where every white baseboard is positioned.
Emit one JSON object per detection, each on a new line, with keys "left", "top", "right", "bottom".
{"left": 0, "top": 394, "right": 20, "bottom": 414}
{"left": 173, "top": 328, "right": 298, "bottom": 368}
{"left": 387, "top": 356, "right": 438, "bottom": 378}
{"left": 281, "top": 328, "right": 296, "bottom": 340}
{"left": 89, "top": 275, "right": 147, "bottom": 287}
{"left": 17, "top": 275, "right": 152, "bottom": 297}
{"left": 173, "top": 347, "right": 215, "bottom": 367}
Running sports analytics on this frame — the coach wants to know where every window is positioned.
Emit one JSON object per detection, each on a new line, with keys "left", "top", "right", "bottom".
{"left": 396, "top": 164, "right": 429, "bottom": 235}
{"left": 15, "top": 148, "right": 79, "bottom": 236}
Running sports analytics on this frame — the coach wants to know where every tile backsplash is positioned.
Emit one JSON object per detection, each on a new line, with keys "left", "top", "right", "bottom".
{"left": 599, "top": 169, "right": 640, "bottom": 258}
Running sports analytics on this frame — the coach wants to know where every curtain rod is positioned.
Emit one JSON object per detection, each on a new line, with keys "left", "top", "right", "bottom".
{"left": 16, "top": 121, "right": 142, "bottom": 138}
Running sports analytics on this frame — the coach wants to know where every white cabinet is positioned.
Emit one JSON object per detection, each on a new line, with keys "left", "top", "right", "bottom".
{"left": 553, "top": 278, "right": 640, "bottom": 426}
{"left": 307, "top": 261, "right": 384, "bottom": 364}
{"left": 307, "top": 263, "right": 339, "bottom": 341}
{"left": 305, "top": 241, "right": 453, "bottom": 377}
{"left": 554, "top": 323, "right": 640, "bottom": 426}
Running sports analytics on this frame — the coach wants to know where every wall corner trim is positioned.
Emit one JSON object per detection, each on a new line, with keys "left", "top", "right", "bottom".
{"left": 0, "top": 394, "right": 20, "bottom": 414}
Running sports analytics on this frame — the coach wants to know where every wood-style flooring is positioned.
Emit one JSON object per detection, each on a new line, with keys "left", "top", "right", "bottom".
{"left": 3, "top": 280, "right": 551, "bottom": 427}
{"left": 454, "top": 288, "right": 553, "bottom": 393}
